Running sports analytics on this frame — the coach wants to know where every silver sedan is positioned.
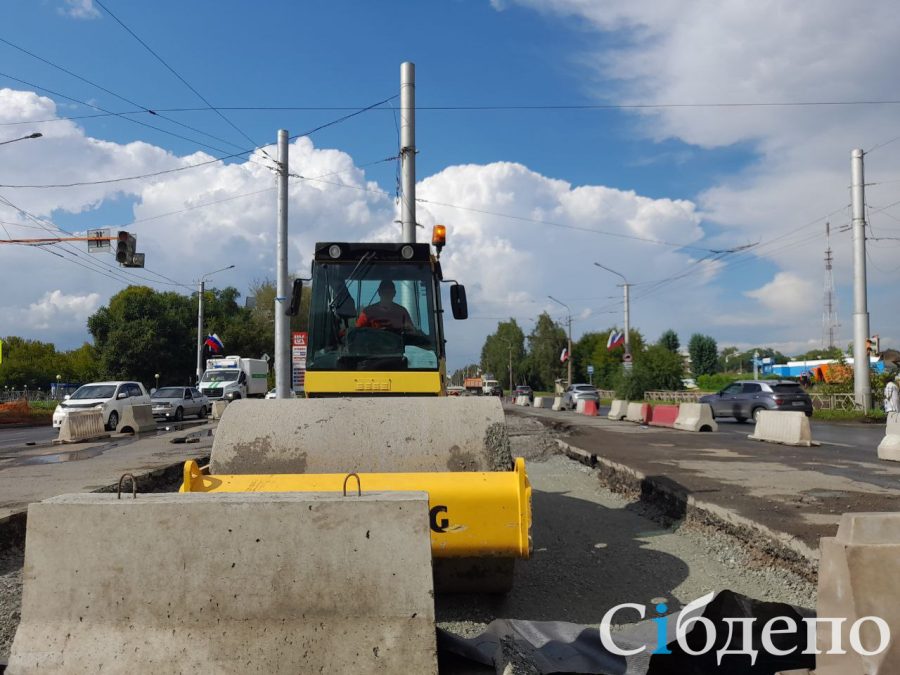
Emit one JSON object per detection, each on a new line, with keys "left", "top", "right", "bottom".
{"left": 151, "top": 386, "right": 209, "bottom": 421}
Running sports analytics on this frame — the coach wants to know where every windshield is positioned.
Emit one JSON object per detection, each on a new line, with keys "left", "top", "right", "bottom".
{"left": 70, "top": 385, "right": 116, "bottom": 400}
{"left": 152, "top": 387, "right": 183, "bottom": 399}
{"left": 201, "top": 370, "right": 239, "bottom": 382}
{"left": 307, "top": 261, "right": 440, "bottom": 372}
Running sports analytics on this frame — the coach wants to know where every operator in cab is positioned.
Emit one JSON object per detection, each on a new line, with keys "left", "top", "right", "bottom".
{"left": 356, "top": 279, "right": 416, "bottom": 332}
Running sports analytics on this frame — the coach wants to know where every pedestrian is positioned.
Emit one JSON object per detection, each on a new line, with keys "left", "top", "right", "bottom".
{"left": 884, "top": 376, "right": 900, "bottom": 414}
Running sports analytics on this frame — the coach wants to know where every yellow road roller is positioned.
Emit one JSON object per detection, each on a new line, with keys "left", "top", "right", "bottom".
{"left": 192, "top": 227, "right": 532, "bottom": 591}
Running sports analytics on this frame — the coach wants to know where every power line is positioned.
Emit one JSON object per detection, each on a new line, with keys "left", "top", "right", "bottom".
{"left": 0, "top": 95, "right": 398, "bottom": 189}
{"left": 0, "top": 36, "right": 247, "bottom": 152}
{"left": 94, "top": 0, "right": 270, "bottom": 158}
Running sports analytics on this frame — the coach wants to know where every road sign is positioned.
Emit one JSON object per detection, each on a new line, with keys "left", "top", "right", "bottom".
{"left": 587, "top": 365, "right": 594, "bottom": 375}
{"left": 87, "top": 228, "right": 110, "bottom": 252}
{"left": 291, "top": 332, "right": 308, "bottom": 391}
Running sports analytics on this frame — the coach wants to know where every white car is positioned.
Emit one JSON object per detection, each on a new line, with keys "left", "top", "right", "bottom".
{"left": 53, "top": 381, "right": 152, "bottom": 431}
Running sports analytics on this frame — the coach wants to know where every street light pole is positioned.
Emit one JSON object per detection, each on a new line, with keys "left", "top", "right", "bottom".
{"left": 548, "top": 296, "right": 572, "bottom": 387}
{"left": 195, "top": 265, "right": 235, "bottom": 383}
{"left": 594, "top": 263, "right": 632, "bottom": 360}
{"left": 0, "top": 132, "right": 42, "bottom": 146}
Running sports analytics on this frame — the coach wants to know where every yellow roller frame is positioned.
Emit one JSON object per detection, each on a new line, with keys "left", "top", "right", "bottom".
{"left": 181, "top": 458, "right": 532, "bottom": 560}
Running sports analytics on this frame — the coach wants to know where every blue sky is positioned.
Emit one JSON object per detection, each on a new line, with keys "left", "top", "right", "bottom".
{"left": 2, "top": 0, "right": 900, "bottom": 369}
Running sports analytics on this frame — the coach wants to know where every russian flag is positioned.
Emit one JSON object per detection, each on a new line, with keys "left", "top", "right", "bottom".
{"left": 560, "top": 347, "right": 569, "bottom": 363}
{"left": 607, "top": 331, "right": 625, "bottom": 350}
{"left": 204, "top": 333, "right": 224, "bottom": 353}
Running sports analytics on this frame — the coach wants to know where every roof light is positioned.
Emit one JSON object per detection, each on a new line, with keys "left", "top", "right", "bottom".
{"left": 432, "top": 225, "right": 446, "bottom": 247}
{"left": 328, "top": 244, "right": 342, "bottom": 259}
{"left": 401, "top": 244, "right": 414, "bottom": 259}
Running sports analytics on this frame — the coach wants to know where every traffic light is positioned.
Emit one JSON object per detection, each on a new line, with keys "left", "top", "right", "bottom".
{"left": 115, "top": 231, "right": 128, "bottom": 263}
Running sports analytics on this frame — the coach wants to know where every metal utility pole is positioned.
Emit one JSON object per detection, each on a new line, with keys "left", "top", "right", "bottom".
{"left": 400, "top": 62, "right": 416, "bottom": 244}
{"left": 823, "top": 222, "right": 838, "bottom": 349}
{"left": 548, "top": 296, "right": 572, "bottom": 386}
{"left": 851, "top": 148, "right": 872, "bottom": 411}
{"left": 594, "top": 263, "right": 632, "bottom": 362}
{"left": 275, "top": 129, "right": 291, "bottom": 399}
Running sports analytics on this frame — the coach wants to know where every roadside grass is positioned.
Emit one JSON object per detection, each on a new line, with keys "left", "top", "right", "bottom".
{"left": 812, "top": 408, "right": 886, "bottom": 423}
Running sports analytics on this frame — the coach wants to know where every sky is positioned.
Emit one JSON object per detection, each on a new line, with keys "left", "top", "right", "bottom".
{"left": 2, "top": 0, "right": 900, "bottom": 370}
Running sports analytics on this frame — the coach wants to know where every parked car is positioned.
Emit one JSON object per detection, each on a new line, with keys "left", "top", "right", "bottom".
{"left": 513, "top": 385, "right": 534, "bottom": 402}
{"left": 151, "top": 387, "right": 209, "bottom": 421}
{"left": 562, "top": 384, "right": 600, "bottom": 410}
{"left": 52, "top": 381, "right": 151, "bottom": 431}
{"left": 699, "top": 380, "right": 812, "bottom": 422}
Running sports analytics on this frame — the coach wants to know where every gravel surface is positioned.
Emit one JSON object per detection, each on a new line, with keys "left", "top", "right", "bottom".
{"left": 437, "top": 413, "right": 816, "bottom": 673}
{"left": 0, "top": 413, "right": 816, "bottom": 671}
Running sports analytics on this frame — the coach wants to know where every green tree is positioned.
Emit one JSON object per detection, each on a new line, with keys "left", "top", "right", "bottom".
{"left": 88, "top": 286, "right": 195, "bottom": 386}
{"left": 613, "top": 344, "right": 685, "bottom": 399}
{"left": 658, "top": 329, "right": 680, "bottom": 353}
{"left": 480, "top": 320, "right": 526, "bottom": 390}
{"left": 525, "top": 312, "right": 567, "bottom": 391}
{"left": 572, "top": 332, "right": 606, "bottom": 383}
{"left": 587, "top": 328, "right": 645, "bottom": 389}
{"left": 0, "top": 336, "right": 58, "bottom": 390}
{"left": 688, "top": 333, "right": 719, "bottom": 376}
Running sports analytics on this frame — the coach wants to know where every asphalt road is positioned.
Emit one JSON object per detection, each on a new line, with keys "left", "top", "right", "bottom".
{"left": 509, "top": 404, "right": 900, "bottom": 557}
{"left": 0, "top": 427, "right": 57, "bottom": 451}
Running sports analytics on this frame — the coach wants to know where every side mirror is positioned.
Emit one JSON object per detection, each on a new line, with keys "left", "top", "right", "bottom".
{"left": 117, "top": 392, "right": 128, "bottom": 400}
{"left": 287, "top": 278, "right": 304, "bottom": 316}
{"left": 63, "top": 394, "right": 70, "bottom": 401}
{"left": 150, "top": 388, "right": 157, "bottom": 395}
{"left": 450, "top": 284, "right": 468, "bottom": 320}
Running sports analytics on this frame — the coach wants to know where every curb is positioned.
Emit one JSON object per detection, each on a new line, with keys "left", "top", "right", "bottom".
{"left": 554, "top": 439, "right": 819, "bottom": 582}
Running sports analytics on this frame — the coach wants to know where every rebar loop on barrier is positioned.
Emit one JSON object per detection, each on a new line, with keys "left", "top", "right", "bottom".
{"left": 117, "top": 473, "right": 137, "bottom": 499}
{"left": 342, "top": 472, "right": 361, "bottom": 497}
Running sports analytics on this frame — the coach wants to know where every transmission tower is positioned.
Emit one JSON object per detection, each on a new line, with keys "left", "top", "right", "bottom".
{"left": 822, "top": 222, "right": 839, "bottom": 348}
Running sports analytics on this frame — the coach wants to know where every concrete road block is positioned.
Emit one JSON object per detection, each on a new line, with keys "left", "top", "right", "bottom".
{"left": 625, "top": 402, "right": 645, "bottom": 423}
{"left": 533, "top": 397, "right": 552, "bottom": 409}
{"left": 575, "top": 399, "right": 587, "bottom": 414}
{"left": 673, "top": 403, "right": 718, "bottom": 432}
{"left": 582, "top": 400, "right": 598, "bottom": 416}
{"left": 515, "top": 395, "right": 531, "bottom": 406}
{"left": 815, "top": 512, "right": 900, "bottom": 674}
{"left": 551, "top": 396, "right": 563, "bottom": 411}
{"left": 55, "top": 409, "right": 109, "bottom": 444}
{"left": 9, "top": 491, "right": 437, "bottom": 674}
{"left": 748, "top": 410, "right": 818, "bottom": 446}
{"left": 607, "top": 399, "right": 628, "bottom": 420}
{"left": 649, "top": 404, "right": 679, "bottom": 428}
{"left": 877, "top": 412, "right": 900, "bottom": 462}
{"left": 211, "top": 399, "right": 229, "bottom": 419}
{"left": 116, "top": 404, "right": 156, "bottom": 434}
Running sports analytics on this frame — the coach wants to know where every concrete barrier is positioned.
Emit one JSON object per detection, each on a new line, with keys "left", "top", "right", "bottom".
{"left": 877, "top": 412, "right": 900, "bottom": 462}
{"left": 9, "top": 491, "right": 437, "bottom": 674}
{"left": 211, "top": 399, "right": 229, "bottom": 419}
{"left": 748, "top": 410, "right": 818, "bottom": 446}
{"left": 575, "top": 399, "right": 587, "bottom": 414}
{"left": 515, "top": 395, "right": 530, "bottom": 406}
{"left": 815, "top": 512, "right": 900, "bottom": 674}
{"left": 551, "top": 396, "right": 563, "bottom": 411}
{"left": 625, "top": 402, "right": 645, "bottom": 423}
{"left": 673, "top": 403, "right": 717, "bottom": 432}
{"left": 607, "top": 399, "right": 628, "bottom": 420}
{"left": 582, "top": 400, "right": 598, "bottom": 416}
{"left": 116, "top": 404, "right": 157, "bottom": 434}
{"left": 533, "top": 397, "right": 552, "bottom": 409}
{"left": 649, "top": 404, "right": 679, "bottom": 428}
{"left": 55, "top": 409, "right": 109, "bottom": 444}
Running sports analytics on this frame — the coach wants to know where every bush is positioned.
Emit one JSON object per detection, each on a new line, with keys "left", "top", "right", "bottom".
{"left": 696, "top": 373, "right": 742, "bottom": 391}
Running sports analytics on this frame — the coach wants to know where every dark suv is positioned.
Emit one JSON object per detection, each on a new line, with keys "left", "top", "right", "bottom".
{"left": 699, "top": 380, "right": 812, "bottom": 422}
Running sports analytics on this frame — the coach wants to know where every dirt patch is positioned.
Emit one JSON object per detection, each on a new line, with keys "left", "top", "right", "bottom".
{"left": 484, "top": 421, "right": 513, "bottom": 471}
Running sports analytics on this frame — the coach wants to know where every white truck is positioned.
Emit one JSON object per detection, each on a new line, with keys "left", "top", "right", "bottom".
{"left": 199, "top": 355, "right": 269, "bottom": 400}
